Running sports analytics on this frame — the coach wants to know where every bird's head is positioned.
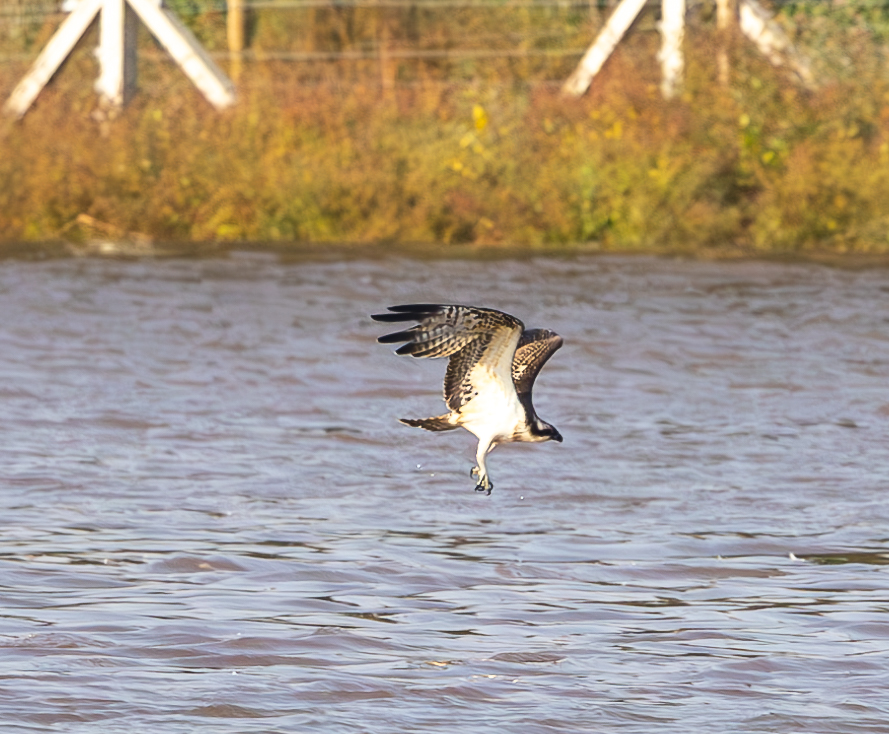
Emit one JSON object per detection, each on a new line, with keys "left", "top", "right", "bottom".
{"left": 533, "top": 421, "right": 563, "bottom": 443}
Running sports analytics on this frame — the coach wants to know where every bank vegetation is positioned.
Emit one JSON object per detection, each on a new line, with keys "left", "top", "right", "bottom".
{"left": 1, "top": 1, "right": 889, "bottom": 255}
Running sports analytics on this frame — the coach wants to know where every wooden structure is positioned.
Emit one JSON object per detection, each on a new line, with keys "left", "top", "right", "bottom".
{"left": 739, "top": 0, "right": 814, "bottom": 89}
{"left": 4, "top": 0, "right": 236, "bottom": 118}
{"left": 657, "top": 0, "right": 685, "bottom": 98}
{"left": 226, "top": 0, "right": 245, "bottom": 82}
{"left": 564, "top": 0, "right": 814, "bottom": 98}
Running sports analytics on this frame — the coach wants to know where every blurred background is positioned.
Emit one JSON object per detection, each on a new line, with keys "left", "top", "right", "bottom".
{"left": 1, "top": 0, "right": 888, "bottom": 253}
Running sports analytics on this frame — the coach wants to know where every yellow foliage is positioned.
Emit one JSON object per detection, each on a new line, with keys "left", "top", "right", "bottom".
{"left": 472, "top": 105, "right": 488, "bottom": 133}
{"left": 2, "top": 24, "right": 889, "bottom": 254}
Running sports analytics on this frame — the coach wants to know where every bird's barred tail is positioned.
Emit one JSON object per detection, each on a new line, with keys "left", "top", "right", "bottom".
{"left": 400, "top": 415, "right": 458, "bottom": 432}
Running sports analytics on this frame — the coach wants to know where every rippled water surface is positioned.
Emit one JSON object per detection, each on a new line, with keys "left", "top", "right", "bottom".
{"left": 2, "top": 254, "right": 889, "bottom": 733}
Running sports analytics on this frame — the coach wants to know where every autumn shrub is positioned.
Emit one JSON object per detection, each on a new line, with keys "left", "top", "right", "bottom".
{"left": 1, "top": 5, "right": 889, "bottom": 254}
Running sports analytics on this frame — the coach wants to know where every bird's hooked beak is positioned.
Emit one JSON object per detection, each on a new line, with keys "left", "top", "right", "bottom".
{"left": 551, "top": 429, "right": 563, "bottom": 443}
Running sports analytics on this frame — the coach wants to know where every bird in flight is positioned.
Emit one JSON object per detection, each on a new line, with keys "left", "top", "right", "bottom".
{"left": 372, "top": 304, "right": 563, "bottom": 494}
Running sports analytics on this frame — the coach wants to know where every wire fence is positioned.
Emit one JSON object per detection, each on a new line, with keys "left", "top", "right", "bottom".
{"left": 0, "top": 0, "right": 608, "bottom": 22}
{"left": 0, "top": 0, "right": 621, "bottom": 76}
{"left": 1, "top": 0, "right": 887, "bottom": 83}
{"left": 0, "top": 0, "right": 634, "bottom": 17}
{"left": 5, "top": 0, "right": 889, "bottom": 18}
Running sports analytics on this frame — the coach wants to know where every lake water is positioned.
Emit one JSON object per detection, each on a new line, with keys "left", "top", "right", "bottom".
{"left": 1, "top": 253, "right": 888, "bottom": 733}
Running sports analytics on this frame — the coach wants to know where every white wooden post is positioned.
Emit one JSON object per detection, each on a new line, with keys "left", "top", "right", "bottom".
{"left": 4, "top": 0, "right": 235, "bottom": 118}
{"left": 562, "top": 0, "right": 648, "bottom": 97}
{"left": 657, "top": 0, "right": 685, "bottom": 99}
{"left": 564, "top": 0, "right": 814, "bottom": 98}
{"left": 739, "top": 0, "right": 815, "bottom": 89}
{"left": 3, "top": 0, "right": 102, "bottom": 117}
{"left": 127, "top": 0, "right": 236, "bottom": 109}
{"left": 95, "top": 0, "right": 139, "bottom": 107}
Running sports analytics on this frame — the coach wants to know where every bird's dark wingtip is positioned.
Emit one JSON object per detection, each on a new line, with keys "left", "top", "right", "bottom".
{"left": 371, "top": 304, "right": 443, "bottom": 323}
{"left": 387, "top": 304, "right": 443, "bottom": 313}
{"left": 377, "top": 329, "right": 412, "bottom": 344}
{"left": 395, "top": 342, "right": 418, "bottom": 355}
{"left": 373, "top": 313, "right": 410, "bottom": 323}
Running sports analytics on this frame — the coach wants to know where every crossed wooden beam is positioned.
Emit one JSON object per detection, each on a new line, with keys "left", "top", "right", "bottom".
{"left": 563, "top": 0, "right": 815, "bottom": 98}
{"left": 4, "top": 0, "right": 235, "bottom": 118}
{"left": 5, "top": 0, "right": 812, "bottom": 117}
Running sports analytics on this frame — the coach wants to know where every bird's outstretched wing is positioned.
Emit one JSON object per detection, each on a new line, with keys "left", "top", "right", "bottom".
{"left": 372, "top": 304, "right": 524, "bottom": 412}
{"left": 512, "top": 329, "right": 563, "bottom": 399}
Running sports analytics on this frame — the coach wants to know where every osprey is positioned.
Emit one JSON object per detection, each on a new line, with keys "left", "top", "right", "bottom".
{"left": 372, "top": 304, "right": 563, "bottom": 494}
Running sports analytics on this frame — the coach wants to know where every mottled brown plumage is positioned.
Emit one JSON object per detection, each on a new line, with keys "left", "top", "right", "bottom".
{"left": 373, "top": 304, "right": 563, "bottom": 494}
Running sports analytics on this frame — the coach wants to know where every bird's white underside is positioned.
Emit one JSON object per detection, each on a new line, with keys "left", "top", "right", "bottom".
{"left": 375, "top": 304, "right": 562, "bottom": 493}
{"left": 457, "top": 326, "right": 523, "bottom": 440}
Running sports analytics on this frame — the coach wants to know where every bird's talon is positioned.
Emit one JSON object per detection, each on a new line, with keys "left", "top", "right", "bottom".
{"left": 474, "top": 479, "right": 493, "bottom": 495}
{"left": 373, "top": 304, "right": 562, "bottom": 498}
